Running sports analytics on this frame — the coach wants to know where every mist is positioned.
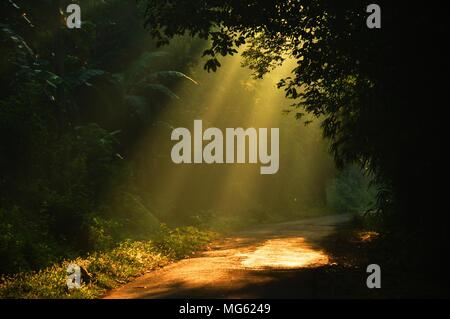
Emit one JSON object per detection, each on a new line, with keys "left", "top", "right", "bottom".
{"left": 123, "top": 41, "right": 337, "bottom": 229}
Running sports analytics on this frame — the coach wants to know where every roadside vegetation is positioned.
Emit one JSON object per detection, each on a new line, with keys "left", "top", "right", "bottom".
{"left": 0, "top": 226, "right": 217, "bottom": 299}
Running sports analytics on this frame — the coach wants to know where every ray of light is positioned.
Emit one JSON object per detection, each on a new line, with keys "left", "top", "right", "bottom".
{"left": 136, "top": 54, "right": 246, "bottom": 217}
{"left": 210, "top": 58, "right": 298, "bottom": 214}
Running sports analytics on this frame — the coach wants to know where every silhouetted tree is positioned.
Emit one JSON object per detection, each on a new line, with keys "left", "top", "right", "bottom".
{"left": 141, "top": 0, "right": 450, "bottom": 262}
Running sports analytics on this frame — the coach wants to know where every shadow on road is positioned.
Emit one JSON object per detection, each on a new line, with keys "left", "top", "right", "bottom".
{"left": 104, "top": 214, "right": 379, "bottom": 299}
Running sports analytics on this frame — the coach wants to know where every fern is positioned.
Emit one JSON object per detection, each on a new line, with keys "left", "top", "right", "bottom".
{"left": 115, "top": 51, "right": 197, "bottom": 105}
{"left": 145, "top": 71, "right": 199, "bottom": 84}
{"left": 142, "top": 84, "right": 180, "bottom": 100}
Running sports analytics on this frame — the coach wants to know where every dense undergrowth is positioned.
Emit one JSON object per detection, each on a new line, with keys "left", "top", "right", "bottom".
{"left": 0, "top": 0, "right": 205, "bottom": 274}
{"left": 0, "top": 226, "right": 217, "bottom": 299}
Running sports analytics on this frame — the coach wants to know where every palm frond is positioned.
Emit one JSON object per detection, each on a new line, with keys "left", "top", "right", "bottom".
{"left": 147, "top": 71, "right": 199, "bottom": 85}
{"left": 144, "top": 84, "right": 180, "bottom": 99}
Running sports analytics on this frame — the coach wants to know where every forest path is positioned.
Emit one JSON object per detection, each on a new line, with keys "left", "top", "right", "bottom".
{"left": 103, "top": 214, "right": 351, "bottom": 299}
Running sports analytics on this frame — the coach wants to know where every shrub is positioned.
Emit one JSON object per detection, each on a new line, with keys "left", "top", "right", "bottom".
{"left": 0, "top": 226, "right": 216, "bottom": 299}
{"left": 326, "top": 165, "right": 377, "bottom": 214}
{"left": 153, "top": 224, "right": 217, "bottom": 259}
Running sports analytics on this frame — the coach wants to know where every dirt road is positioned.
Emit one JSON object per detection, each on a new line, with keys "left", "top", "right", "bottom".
{"left": 104, "top": 214, "right": 352, "bottom": 299}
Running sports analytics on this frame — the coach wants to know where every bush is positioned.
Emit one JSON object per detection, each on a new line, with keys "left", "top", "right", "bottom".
{"left": 0, "top": 226, "right": 217, "bottom": 299}
{"left": 153, "top": 224, "right": 217, "bottom": 259}
{"left": 326, "top": 165, "right": 377, "bottom": 214}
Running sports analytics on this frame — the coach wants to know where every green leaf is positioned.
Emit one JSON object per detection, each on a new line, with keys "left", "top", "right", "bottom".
{"left": 77, "top": 69, "right": 108, "bottom": 84}
{"left": 145, "top": 84, "right": 180, "bottom": 99}
{"left": 125, "top": 95, "right": 148, "bottom": 115}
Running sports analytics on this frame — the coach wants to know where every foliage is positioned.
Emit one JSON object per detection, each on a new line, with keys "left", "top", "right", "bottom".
{"left": 326, "top": 165, "right": 376, "bottom": 214}
{"left": 0, "top": 226, "right": 216, "bottom": 299}
{"left": 140, "top": 0, "right": 450, "bottom": 246}
{"left": 153, "top": 224, "right": 217, "bottom": 259}
{"left": 0, "top": 0, "right": 198, "bottom": 274}
{"left": 115, "top": 50, "right": 198, "bottom": 125}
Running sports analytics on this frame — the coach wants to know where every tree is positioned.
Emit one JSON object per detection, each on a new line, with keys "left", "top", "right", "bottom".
{"left": 140, "top": 0, "right": 450, "bottom": 252}
{"left": 0, "top": 0, "right": 197, "bottom": 272}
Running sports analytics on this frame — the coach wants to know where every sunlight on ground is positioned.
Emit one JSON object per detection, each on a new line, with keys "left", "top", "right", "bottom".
{"left": 357, "top": 231, "right": 379, "bottom": 243}
{"left": 105, "top": 217, "right": 347, "bottom": 298}
{"left": 237, "top": 237, "right": 329, "bottom": 269}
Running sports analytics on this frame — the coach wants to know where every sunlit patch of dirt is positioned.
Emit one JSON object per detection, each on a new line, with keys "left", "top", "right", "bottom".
{"left": 357, "top": 231, "right": 379, "bottom": 243}
{"left": 104, "top": 215, "right": 352, "bottom": 299}
{"left": 237, "top": 237, "right": 329, "bottom": 269}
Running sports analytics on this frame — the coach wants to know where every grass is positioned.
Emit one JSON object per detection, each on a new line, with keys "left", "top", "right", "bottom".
{"left": 0, "top": 226, "right": 217, "bottom": 299}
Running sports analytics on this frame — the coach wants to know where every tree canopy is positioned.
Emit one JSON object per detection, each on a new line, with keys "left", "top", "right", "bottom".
{"left": 141, "top": 0, "right": 450, "bottom": 244}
